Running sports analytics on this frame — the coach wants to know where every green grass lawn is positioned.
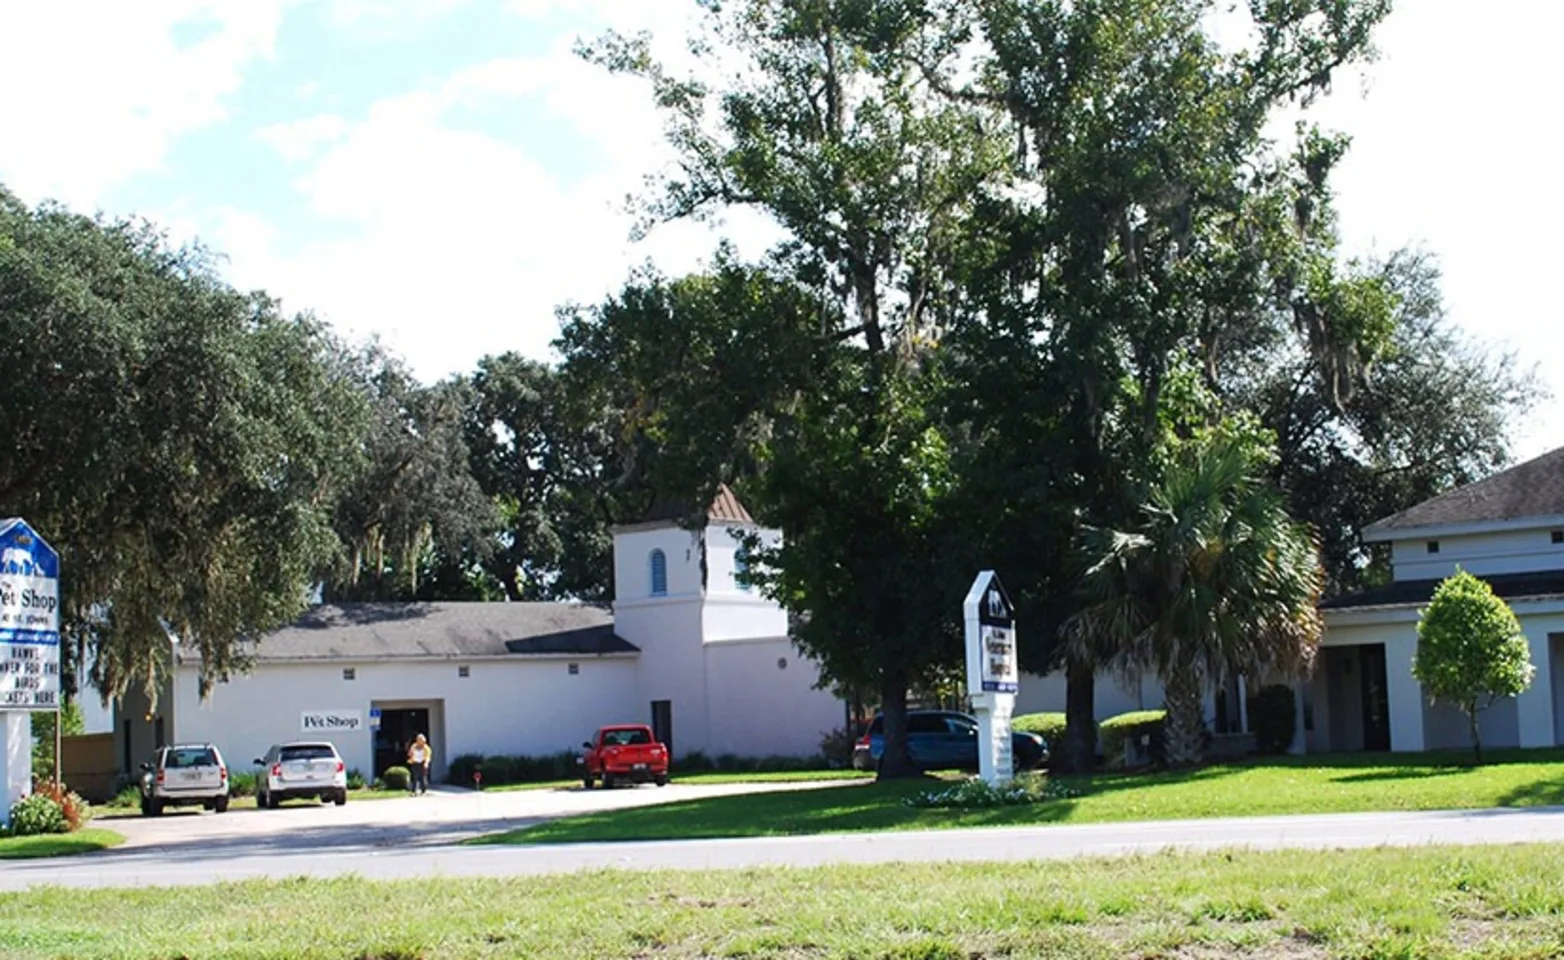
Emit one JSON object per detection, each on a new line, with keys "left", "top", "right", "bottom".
{"left": 5, "top": 844, "right": 1564, "bottom": 957}
{"left": 0, "top": 829, "right": 124, "bottom": 860}
{"left": 479, "top": 748, "right": 1564, "bottom": 845}
{"left": 478, "top": 768, "right": 872, "bottom": 793}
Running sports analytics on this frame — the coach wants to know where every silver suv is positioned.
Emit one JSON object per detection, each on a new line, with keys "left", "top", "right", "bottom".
{"left": 139, "top": 743, "right": 231, "bottom": 816}
{"left": 254, "top": 741, "right": 348, "bottom": 808}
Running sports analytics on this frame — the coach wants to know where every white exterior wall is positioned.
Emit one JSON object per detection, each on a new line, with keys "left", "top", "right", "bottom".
{"left": 173, "top": 656, "right": 639, "bottom": 781}
{"left": 1015, "top": 670, "right": 1165, "bottom": 721}
{"left": 1388, "top": 525, "right": 1564, "bottom": 581}
{"left": 614, "top": 526, "right": 704, "bottom": 601}
{"left": 703, "top": 637, "right": 843, "bottom": 757}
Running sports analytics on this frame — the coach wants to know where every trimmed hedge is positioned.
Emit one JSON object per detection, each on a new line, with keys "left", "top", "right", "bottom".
{"left": 1012, "top": 712, "right": 1066, "bottom": 747}
{"left": 381, "top": 765, "right": 411, "bottom": 791}
{"left": 1099, "top": 710, "right": 1166, "bottom": 768}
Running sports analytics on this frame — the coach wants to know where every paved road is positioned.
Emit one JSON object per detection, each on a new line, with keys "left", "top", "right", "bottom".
{"left": 8, "top": 786, "right": 1564, "bottom": 890}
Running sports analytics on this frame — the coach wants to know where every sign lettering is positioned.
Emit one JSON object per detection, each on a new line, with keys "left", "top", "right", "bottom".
{"left": 301, "top": 710, "right": 363, "bottom": 732}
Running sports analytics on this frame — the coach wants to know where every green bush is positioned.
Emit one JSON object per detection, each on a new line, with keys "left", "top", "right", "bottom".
{"left": 381, "top": 765, "right": 411, "bottom": 791}
{"left": 477, "top": 755, "right": 517, "bottom": 786}
{"left": 819, "top": 727, "right": 855, "bottom": 768}
{"left": 1012, "top": 712, "right": 1067, "bottom": 747}
{"left": 1099, "top": 710, "right": 1166, "bottom": 768}
{"left": 8, "top": 792, "right": 67, "bottom": 836}
{"left": 107, "top": 784, "right": 141, "bottom": 809}
{"left": 346, "top": 769, "right": 367, "bottom": 791}
{"left": 447, "top": 753, "right": 485, "bottom": 786}
{"left": 902, "top": 773, "right": 1079, "bottom": 809}
{"left": 1247, "top": 684, "right": 1297, "bottom": 755}
{"left": 227, "top": 771, "right": 257, "bottom": 798}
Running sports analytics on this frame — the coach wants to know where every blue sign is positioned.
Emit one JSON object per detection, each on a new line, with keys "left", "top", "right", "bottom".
{"left": 0, "top": 519, "right": 61, "bottom": 710}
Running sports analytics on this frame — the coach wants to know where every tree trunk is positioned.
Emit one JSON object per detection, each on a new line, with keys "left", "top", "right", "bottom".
{"left": 876, "top": 669, "right": 918, "bottom": 780}
{"left": 1163, "top": 665, "right": 1206, "bottom": 768}
{"left": 1467, "top": 703, "right": 1483, "bottom": 765}
{"left": 1063, "top": 655, "right": 1097, "bottom": 774}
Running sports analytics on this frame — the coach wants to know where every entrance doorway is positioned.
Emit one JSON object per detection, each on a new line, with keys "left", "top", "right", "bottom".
{"left": 1359, "top": 644, "right": 1391, "bottom": 751}
{"left": 650, "top": 700, "right": 673, "bottom": 756}
{"left": 373, "top": 706, "right": 430, "bottom": 779}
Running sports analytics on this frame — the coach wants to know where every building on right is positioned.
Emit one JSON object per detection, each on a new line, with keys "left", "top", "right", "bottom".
{"left": 1316, "top": 445, "right": 1564, "bottom": 753}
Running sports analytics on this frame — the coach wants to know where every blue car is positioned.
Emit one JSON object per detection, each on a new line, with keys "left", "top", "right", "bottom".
{"left": 853, "top": 709, "right": 1049, "bottom": 772}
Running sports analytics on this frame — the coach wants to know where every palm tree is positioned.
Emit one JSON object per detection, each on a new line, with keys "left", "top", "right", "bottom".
{"left": 1065, "top": 436, "right": 1324, "bottom": 767}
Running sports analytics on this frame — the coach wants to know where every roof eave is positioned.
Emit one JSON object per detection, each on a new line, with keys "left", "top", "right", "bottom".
{"left": 1362, "top": 513, "right": 1564, "bottom": 543}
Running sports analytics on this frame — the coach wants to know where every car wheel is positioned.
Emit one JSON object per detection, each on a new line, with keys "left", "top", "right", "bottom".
{"left": 334, "top": 790, "right": 347, "bottom": 806}
{"left": 266, "top": 790, "right": 281, "bottom": 810}
{"left": 214, "top": 797, "right": 229, "bottom": 814}
{"left": 602, "top": 773, "right": 615, "bottom": 790}
{"left": 654, "top": 774, "right": 668, "bottom": 787}
{"left": 139, "top": 795, "right": 152, "bottom": 817}
{"left": 582, "top": 774, "right": 595, "bottom": 789}
{"left": 150, "top": 798, "right": 164, "bottom": 817}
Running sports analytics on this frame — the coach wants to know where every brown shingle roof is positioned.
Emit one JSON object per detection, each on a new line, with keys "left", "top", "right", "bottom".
{"left": 644, "top": 483, "right": 756, "bottom": 525}
{"left": 1364, "top": 446, "right": 1564, "bottom": 538}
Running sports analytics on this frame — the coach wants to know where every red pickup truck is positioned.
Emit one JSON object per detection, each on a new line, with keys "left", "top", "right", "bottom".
{"left": 580, "top": 724, "right": 670, "bottom": 788}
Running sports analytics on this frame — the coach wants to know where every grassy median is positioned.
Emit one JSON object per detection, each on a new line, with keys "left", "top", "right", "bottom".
{"left": 476, "top": 748, "right": 1564, "bottom": 844}
{"left": 5, "top": 844, "right": 1564, "bottom": 957}
{"left": 0, "top": 829, "right": 123, "bottom": 860}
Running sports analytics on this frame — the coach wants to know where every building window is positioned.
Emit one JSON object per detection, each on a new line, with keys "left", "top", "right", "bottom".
{"left": 1426, "top": 541, "right": 1440, "bottom": 554}
{"left": 1552, "top": 530, "right": 1563, "bottom": 544}
{"left": 343, "top": 668, "right": 356, "bottom": 681}
{"left": 734, "top": 547, "right": 752, "bottom": 592}
{"left": 650, "top": 549, "right": 668, "bottom": 596}
{"left": 458, "top": 665, "right": 470, "bottom": 678}
{"left": 568, "top": 662, "right": 580, "bottom": 676}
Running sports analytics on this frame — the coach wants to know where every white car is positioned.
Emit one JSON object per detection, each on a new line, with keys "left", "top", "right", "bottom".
{"left": 254, "top": 741, "right": 349, "bottom": 808}
{"left": 140, "top": 743, "right": 230, "bottom": 816}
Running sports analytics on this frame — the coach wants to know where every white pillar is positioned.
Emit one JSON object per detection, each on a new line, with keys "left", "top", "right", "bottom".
{"left": 1289, "top": 681, "right": 1307, "bottom": 755}
{"left": 973, "top": 692, "right": 1014, "bottom": 786}
{"left": 1517, "top": 628, "right": 1556, "bottom": 748}
{"left": 1, "top": 712, "right": 31, "bottom": 824}
{"left": 1384, "top": 634, "right": 1426, "bottom": 752}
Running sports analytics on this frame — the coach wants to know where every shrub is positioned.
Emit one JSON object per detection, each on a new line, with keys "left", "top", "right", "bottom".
{"left": 672, "top": 751, "right": 715, "bottom": 773}
{"left": 819, "top": 727, "right": 856, "bottom": 769}
{"left": 228, "top": 771, "right": 257, "bottom": 798}
{"left": 902, "top": 773, "right": 1079, "bottom": 809}
{"left": 1247, "top": 684, "right": 1297, "bottom": 755}
{"left": 31, "top": 780, "right": 90, "bottom": 831}
{"left": 108, "top": 783, "right": 142, "bottom": 809}
{"left": 6, "top": 783, "right": 88, "bottom": 837}
{"left": 1099, "top": 710, "right": 1166, "bottom": 769}
{"left": 1012, "top": 712, "right": 1067, "bottom": 748}
{"left": 477, "top": 755, "right": 517, "bottom": 786}
{"left": 346, "top": 768, "right": 367, "bottom": 790}
{"left": 381, "top": 765, "right": 411, "bottom": 791}
{"left": 447, "top": 753, "right": 485, "bottom": 786}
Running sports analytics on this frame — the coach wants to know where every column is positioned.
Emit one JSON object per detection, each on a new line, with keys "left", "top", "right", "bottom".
{"left": 1517, "top": 628, "right": 1556, "bottom": 748}
{"left": 1289, "top": 680, "right": 1307, "bottom": 755}
{"left": 1, "top": 712, "right": 30, "bottom": 825}
{"left": 1236, "top": 674, "right": 1249, "bottom": 733}
{"left": 1384, "top": 634, "right": 1426, "bottom": 752}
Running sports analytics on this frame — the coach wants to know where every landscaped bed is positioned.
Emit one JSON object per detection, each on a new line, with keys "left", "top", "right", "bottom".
{"left": 474, "top": 748, "right": 1564, "bottom": 845}
{"left": 0, "top": 829, "right": 124, "bottom": 860}
{"left": 6, "top": 844, "right": 1564, "bottom": 957}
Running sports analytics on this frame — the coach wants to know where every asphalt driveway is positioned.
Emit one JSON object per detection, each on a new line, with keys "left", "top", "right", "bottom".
{"left": 99, "top": 779, "right": 865, "bottom": 856}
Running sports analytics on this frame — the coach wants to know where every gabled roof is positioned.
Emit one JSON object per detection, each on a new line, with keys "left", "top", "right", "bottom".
{"left": 1363, "top": 446, "right": 1564, "bottom": 539}
{"left": 200, "top": 602, "right": 638, "bottom": 663}
{"left": 1322, "top": 570, "right": 1564, "bottom": 611}
{"left": 642, "top": 483, "right": 756, "bottom": 526}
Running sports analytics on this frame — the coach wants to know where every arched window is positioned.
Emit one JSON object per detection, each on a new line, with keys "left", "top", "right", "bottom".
{"left": 734, "top": 547, "right": 752, "bottom": 592}
{"left": 649, "top": 549, "right": 668, "bottom": 596}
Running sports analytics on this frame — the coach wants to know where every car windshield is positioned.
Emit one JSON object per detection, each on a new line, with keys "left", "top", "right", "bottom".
{"left": 165, "top": 747, "right": 217, "bottom": 769}
{"left": 280, "top": 745, "right": 337, "bottom": 761}
{"left": 604, "top": 729, "right": 651, "bottom": 746}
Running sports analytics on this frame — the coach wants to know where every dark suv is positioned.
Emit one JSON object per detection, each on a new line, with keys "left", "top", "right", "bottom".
{"left": 852, "top": 710, "right": 1048, "bottom": 772}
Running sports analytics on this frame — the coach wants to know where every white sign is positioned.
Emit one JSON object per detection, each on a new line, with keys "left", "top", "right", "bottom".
{"left": 301, "top": 710, "right": 363, "bottom": 733}
{"left": 963, "top": 570, "right": 1017, "bottom": 786}
{"left": 0, "top": 520, "right": 61, "bottom": 711}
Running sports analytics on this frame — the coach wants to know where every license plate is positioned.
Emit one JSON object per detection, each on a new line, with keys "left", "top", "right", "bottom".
{"left": 633, "top": 763, "right": 648, "bottom": 771}
{"left": 181, "top": 771, "right": 203, "bottom": 782}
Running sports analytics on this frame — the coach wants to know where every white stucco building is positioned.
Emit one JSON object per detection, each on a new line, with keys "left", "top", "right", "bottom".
{"left": 1015, "top": 445, "right": 1564, "bottom": 755}
{"left": 116, "top": 488, "right": 845, "bottom": 782}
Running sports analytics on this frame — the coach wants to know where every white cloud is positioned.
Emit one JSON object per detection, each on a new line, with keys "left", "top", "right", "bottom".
{"left": 256, "top": 114, "right": 351, "bottom": 163}
{"left": 211, "top": 33, "right": 780, "bottom": 379}
{"left": 0, "top": 1, "right": 285, "bottom": 209}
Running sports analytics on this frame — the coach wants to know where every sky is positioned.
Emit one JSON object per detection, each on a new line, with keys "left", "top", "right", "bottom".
{"left": 2, "top": 0, "right": 1560, "bottom": 460}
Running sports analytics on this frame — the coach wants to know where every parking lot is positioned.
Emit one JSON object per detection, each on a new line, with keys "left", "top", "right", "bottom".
{"left": 102, "top": 779, "right": 864, "bottom": 856}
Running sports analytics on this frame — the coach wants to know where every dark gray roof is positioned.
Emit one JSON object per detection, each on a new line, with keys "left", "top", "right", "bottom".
{"left": 1365, "top": 446, "right": 1564, "bottom": 536}
{"left": 238, "top": 602, "right": 637, "bottom": 662}
{"left": 1322, "top": 570, "right": 1564, "bottom": 611}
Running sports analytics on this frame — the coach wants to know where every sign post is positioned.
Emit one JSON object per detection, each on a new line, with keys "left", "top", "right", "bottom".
{"left": 964, "top": 570, "right": 1018, "bottom": 786}
{"left": 0, "top": 519, "right": 62, "bottom": 821}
